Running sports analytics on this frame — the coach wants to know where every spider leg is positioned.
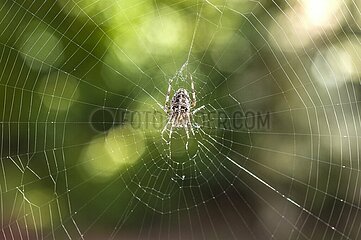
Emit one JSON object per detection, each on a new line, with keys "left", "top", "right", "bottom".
{"left": 185, "top": 113, "right": 195, "bottom": 150}
{"left": 164, "top": 78, "right": 173, "bottom": 112}
{"left": 190, "top": 74, "right": 196, "bottom": 108}
{"left": 188, "top": 113, "right": 195, "bottom": 136}
{"left": 184, "top": 124, "right": 190, "bottom": 150}
{"left": 161, "top": 120, "right": 170, "bottom": 143}
{"left": 169, "top": 124, "right": 174, "bottom": 142}
{"left": 192, "top": 105, "right": 205, "bottom": 115}
{"left": 190, "top": 124, "right": 195, "bottom": 136}
{"left": 184, "top": 122, "right": 190, "bottom": 138}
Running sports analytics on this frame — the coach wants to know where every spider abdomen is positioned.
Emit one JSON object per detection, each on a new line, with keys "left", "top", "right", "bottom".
{"left": 171, "top": 88, "right": 191, "bottom": 113}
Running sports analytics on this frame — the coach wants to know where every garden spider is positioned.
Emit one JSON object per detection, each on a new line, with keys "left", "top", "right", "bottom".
{"left": 161, "top": 74, "right": 204, "bottom": 148}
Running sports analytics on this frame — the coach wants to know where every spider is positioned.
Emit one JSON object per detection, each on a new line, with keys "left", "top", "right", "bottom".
{"left": 161, "top": 74, "right": 204, "bottom": 148}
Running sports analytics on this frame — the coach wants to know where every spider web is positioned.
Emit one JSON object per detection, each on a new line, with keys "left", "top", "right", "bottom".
{"left": 1, "top": 0, "right": 361, "bottom": 239}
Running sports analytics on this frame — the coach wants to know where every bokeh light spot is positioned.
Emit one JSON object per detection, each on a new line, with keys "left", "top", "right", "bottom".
{"left": 37, "top": 73, "right": 80, "bottom": 111}
{"left": 311, "top": 46, "right": 353, "bottom": 88}
{"left": 82, "top": 125, "right": 145, "bottom": 180}
{"left": 18, "top": 21, "right": 64, "bottom": 71}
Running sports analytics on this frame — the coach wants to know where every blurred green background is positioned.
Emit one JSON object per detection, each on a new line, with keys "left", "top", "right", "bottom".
{"left": 1, "top": 0, "right": 361, "bottom": 239}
